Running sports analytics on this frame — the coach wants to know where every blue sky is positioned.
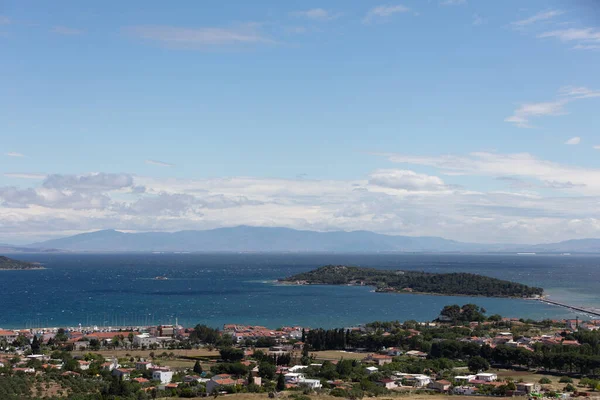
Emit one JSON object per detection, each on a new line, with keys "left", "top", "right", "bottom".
{"left": 1, "top": 0, "right": 600, "bottom": 244}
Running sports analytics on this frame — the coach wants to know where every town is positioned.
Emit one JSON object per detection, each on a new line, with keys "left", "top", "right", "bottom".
{"left": 2, "top": 304, "right": 600, "bottom": 399}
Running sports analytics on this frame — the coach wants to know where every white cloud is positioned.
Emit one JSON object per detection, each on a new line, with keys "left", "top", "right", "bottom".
{"left": 4, "top": 173, "right": 47, "bottom": 179}
{"left": 145, "top": 159, "right": 175, "bottom": 167}
{"left": 51, "top": 26, "right": 83, "bottom": 35}
{"left": 559, "top": 85, "right": 600, "bottom": 99}
{"left": 363, "top": 5, "right": 410, "bottom": 24}
{"left": 125, "top": 25, "right": 273, "bottom": 48}
{"left": 369, "top": 169, "right": 446, "bottom": 191}
{"left": 565, "top": 137, "right": 581, "bottom": 145}
{"left": 2, "top": 165, "right": 600, "bottom": 244}
{"left": 594, "top": 145, "right": 600, "bottom": 150}
{"left": 505, "top": 100, "right": 567, "bottom": 128}
{"left": 574, "top": 44, "right": 600, "bottom": 51}
{"left": 505, "top": 86, "right": 600, "bottom": 128}
{"left": 291, "top": 8, "right": 339, "bottom": 21}
{"left": 42, "top": 173, "right": 134, "bottom": 192}
{"left": 375, "top": 151, "right": 600, "bottom": 194}
{"left": 538, "top": 27, "right": 600, "bottom": 50}
{"left": 472, "top": 14, "right": 485, "bottom": 26}
{"left": 5, "top": 152, "right": 25, "bottom": 157}
{"left": 538, "top": 27, "right": 600, "bottom": 42}
{"left": 441, "top": 0, "right": 466, "bottom": 6}
{"left": 512, "top": 10, "right": 564, "bottom": 27}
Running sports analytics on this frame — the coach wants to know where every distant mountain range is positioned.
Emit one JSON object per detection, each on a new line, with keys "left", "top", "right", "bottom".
{"left": 11, "top": 226, "right": 600, "bottom": 253}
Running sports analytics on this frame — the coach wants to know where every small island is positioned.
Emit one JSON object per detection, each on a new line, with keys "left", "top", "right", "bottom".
{"left": 280, "top": 265, "right": 543, "bottom": 298}
{"left": 0, "top": 255, "right": 44, "bottom": 270}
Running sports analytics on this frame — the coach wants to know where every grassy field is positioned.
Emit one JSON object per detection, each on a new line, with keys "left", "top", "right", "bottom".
{"left": 495, "top": 369, "right": 577, "bottom": 391}
{"left": 72, "top": 348, "right": 221, "bottom": 371}
{"left": 72, "top": 348, "right": 220, "bottom": 359}
{"left": 311, "top": 350, "right": 368, "bottom": 361}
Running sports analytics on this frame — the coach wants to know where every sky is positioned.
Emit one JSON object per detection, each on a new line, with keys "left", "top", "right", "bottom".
{"left": 1, "top": 0, "right": 600, "bottom": 244}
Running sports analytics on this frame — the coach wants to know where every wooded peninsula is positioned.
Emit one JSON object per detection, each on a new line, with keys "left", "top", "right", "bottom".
{"left": 280, "top": 265, "right": 543, "bottom": 298}
{"left": 0, "top": 255, "right": 44, "bottom": 270}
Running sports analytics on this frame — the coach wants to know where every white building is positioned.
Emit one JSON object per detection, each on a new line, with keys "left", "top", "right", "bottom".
{"left": 366, "top": 366, "right": 379, "bottom": 374}
{"left": 78, "top": 360, "right": 90, "bottom": 371}
{"left": 133, "top": 333, "right": 158, "bottom": 347}
{"left": 284, "top": 373, "right": 303, "bottom": 384}
{"left": 414, "top": 375, "right": 431, "bottom": 387}
{"left": 152, "top": 370, "right": 173, "bottom": 384}
{"left": 135, "top": 361, "right": 153, "bottom": 370}
{"left": 454, "top": 386, "right": 478, "bottom": 395}
{"left": 298, "top": 377, "right": 322, "bottom": 390}
{"left": 288, "top": 365, "right": 308, "bottom": 373}
{"left": 454, "top": 375, "right": 476, "bottom": 383}
{"left": 475, "top": 373, "right": 497, "bottom": 382}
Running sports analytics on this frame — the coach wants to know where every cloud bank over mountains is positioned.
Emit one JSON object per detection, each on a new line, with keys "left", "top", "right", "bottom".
{"left": 2, "top": 149, "right": 600, "bottom": 244}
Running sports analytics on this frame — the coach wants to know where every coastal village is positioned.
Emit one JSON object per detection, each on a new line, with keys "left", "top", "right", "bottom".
{"left": 2, "top": 308, "right": 600, "bottom": 399}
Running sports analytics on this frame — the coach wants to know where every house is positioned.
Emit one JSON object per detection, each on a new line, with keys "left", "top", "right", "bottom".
{"left": 405, "top": 350, "right": 427, "bottom": 358}
{"left": 133, "top": 377, "right": 150, "bottom": 384}
{"left": 102, "top": 358, "right": 119, "bottom": 371}
{"left": 414, "top": 375, "right": 431, "bottom": 387}
{"left": 385, "top": 348, "right": 403, "bottom": 357}
{"left": 363, "top": 354, "right": 393, "bottom": 366}
{"left": 454, "top": 386, "right": 478, "bottom": 395}
{"left": 158, "top": 325, "right": 175, "bottom": 337}
{"left": 206, "top": 377, "right": 239, "bottom": 394}
{"left": 112, "top": 368, "right": 132, "bottom": 380}
{"left": 517, "top": 382, "right": 540, "bottom": 393}
{"left": 430, "top": 379, "right": 452, "bottom": 392}
{"left": 298, "top": 377, "right": 322, "bottom": 390}
{"left": 183, "top": 375, "right": 210, "bottom": 384}
{"left": 78, "top": 360, "right": 90, "bottom": 371}
{"left": 13, "top": 367, "right": 35, "bottom": 374}
{"left": 365, "top": 366, "right": 379, "bottom": 374}
{"left": 379, "top": 379, "right": 397, "bottom": 389}
{"left": 135, "top": 361, "right": 153, "bottom": 370}
{"left": 454, "top": 375, "right": 476, "bottom": 383}
{"left": 133, "top": 333, "right": 158, "bottom": 347}
{"left": 288, "top": 365, "right": 308, "bottom": 373}
{"left": 72, "top": 341, "right": 89, "bottom": 351}
{"left": 284, "top": 372, "right": 303, "bottom": 384}
{"left": 475, "top": 373, "right": 497, "bottom": 382}
{"left": 369, "top": 354, "right": 393, "bottom": 366}
{"left": 0, "top": 330, "right": 18, "bottom": 343}
{"left": 152, "top": 369, "right": 173, "bottom": 384}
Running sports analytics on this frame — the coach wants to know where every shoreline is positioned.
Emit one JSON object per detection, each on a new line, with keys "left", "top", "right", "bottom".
{"left": 277, "top": 280, "right": 542, "bottom": 300}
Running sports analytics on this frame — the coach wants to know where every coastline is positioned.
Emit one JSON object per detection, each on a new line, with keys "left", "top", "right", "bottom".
{"left": 277, "top": 280, "right": 542, "bottom": 300}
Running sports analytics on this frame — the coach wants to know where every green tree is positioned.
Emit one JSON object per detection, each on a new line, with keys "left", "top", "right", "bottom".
{"left": 276, "top": 373, "right": 285, "bottom": 391}
{"left": 194, "top": 360, "right": 203, "bottom": 374}
{"left": 258, "top": 362, "right": 276, "bottom": 380}
{"left": 219, "top": 347, "right": 244, "bottom": 362}
{"left": 468, "top": 356, "right": 490, "bottom": 373}
{"left": 30, "top": 335, "right": 41, "bottom": 354}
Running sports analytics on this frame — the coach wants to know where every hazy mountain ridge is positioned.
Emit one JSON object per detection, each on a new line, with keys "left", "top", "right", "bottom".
{"left": 26, "top": 226, "right": 600, "bottom": 253}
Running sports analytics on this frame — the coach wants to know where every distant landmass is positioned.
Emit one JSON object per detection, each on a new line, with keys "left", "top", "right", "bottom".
{"left": 280, "top": 265, "right": 544, "bottom": 298}
{"left": 0, "top": 256, "right": 43, "bottom": 270}
{"left": 23, "top": 226, "right": 600, "bottom": 253}
{"left": 0, "top": 244, "right": 61, "bottom": 254}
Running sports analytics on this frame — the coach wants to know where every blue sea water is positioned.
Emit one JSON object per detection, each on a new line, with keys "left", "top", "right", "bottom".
{"left": 1, "top": 253, "right": 599, "bottom": 329}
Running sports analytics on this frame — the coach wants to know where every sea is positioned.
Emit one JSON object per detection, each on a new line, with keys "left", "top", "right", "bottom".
{"left": 1, "top": 253, "right": 599, "bottom": 330}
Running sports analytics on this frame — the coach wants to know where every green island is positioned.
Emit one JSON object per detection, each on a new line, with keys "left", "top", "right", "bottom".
{"left": 0, "top": 255, "right": 44, "bottom": 270}
{"left": 280, "top": 265, "right": 543, "bottom": 298}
